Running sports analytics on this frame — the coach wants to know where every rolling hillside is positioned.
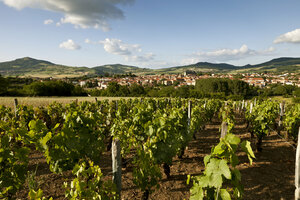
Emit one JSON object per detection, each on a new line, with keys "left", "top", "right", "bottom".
{"left": 231, "top": 57, "right": 300, "bottom": 73}
{"left": 152, "top": 62, "right": 238, "bottom": 74}
{"left": 0, "top": 57, "right": 95, "bottom": 78}
{"left": 93, "top": 64, "right": 152, "bottom": 75}
{"left": 0, "top": 57, "right": 299, "bottom": 78}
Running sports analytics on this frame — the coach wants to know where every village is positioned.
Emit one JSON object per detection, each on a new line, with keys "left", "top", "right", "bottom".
{"left": 76, "top": 71, "right": 300, "bottom": 89}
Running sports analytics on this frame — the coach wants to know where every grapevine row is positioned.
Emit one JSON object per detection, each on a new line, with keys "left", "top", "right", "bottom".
{"left": 0, "top": 98, "right": 299, "bottom": 199}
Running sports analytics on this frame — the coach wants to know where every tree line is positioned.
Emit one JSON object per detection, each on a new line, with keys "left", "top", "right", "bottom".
{"left": 0, "top": 75, "right": 299, "bottom": 101}
{"left": 89, "top": 78, "right": 256, "bottom": 100}
{"left": 0, "top": 75, "right": 86, "bottom": 96}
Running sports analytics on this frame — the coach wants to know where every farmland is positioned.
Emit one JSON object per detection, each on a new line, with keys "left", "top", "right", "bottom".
{"left": 0, "top": 97, "right": 131, "bottom": 108}
{"left": 0, "top": 98, "right": 298, "bottom": 199}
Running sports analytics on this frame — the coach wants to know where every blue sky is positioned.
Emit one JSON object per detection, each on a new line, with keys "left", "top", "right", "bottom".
{"left": 1, "top": 0, "right": 300, "bottom": 68}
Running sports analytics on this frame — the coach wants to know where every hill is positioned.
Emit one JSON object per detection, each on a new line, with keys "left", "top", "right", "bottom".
{"left": 93, "top": 64, "right": 152, "bottom": 75}
{"left": 0, "top": 57, "right": 95, "bottom": 78}
{"left": 152, "top": 62, "right": 238, "bottom": 74}
{"left": 233, "top": 57, "right": 300, "bottom": 73}
{"left": 0, "top": 57, "right": 299, "bottom": 77}
{"left": 150, "top": 58, "right": 300, "bottom": 74}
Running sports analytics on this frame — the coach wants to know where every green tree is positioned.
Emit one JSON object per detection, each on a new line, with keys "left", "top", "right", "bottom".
{"left": 106, "top": 82, "right": 120, "bottom": 96}
{"left": 195, "top": 78, "right": 252, "bottom": 98}
{"left": 157, "top": 86, "right": 175, "bottom": 97}
{"left": 294, "top": 88, "right": 300, "bottom": 97}
{"left": 174, "top": 85, "right": 190, "bottom": 98}
{"left": 129, "top": 83, "right": 146, "bottom": 96}
{"left": 272, "top": 85, "right": 287, "bottom": 95}
{"left": 25, "top": 82, "right": 46, "bottom": 96}
{"left": 0, "top": 75, "right": 8, "bottom": 95}
{"left": 24, "top": 81, "right": 86, "bottom": 96}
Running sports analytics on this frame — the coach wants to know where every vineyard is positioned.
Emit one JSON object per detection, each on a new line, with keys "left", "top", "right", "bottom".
{"left": 0, "top": 98, "right": 299, "bottom": 200}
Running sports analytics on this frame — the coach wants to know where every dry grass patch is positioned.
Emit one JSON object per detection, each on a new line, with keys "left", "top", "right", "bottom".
{"left": 0, "top": 97, "right": 135, "bottom": 107}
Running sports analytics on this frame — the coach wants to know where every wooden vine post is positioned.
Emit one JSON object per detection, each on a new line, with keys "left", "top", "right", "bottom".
{"left": 14, "top": 98, "right": 18, "bottom": 118}
{"left": 242, "top": 100, "right": 245, "bottom": 111}
{"left": 247, "top": 102, "right": 253, "bottom": 137}
{"left": 220, "top": 102, "right": 228, "bottom": 138}
{"left": 221, "top": 121, "right": 228, "bottom": 138}
{"left": 179, "top": 100, "right": 193, "bottom": 157}
{"left": 295, "top": 127, "right": 300, "bottom": 200}
{"left": 278, "top": 101, "right": 285, "bottom": 130}
{"left": 188, "top": 100, "right": 194, "bottom": 141}
{"left": 112, "top": 100, "right": 121, "bottom": 199}
{"left": 233, "top": 102, "right": 236, "bottom": 112}
{"left": 188, "top": 100, "right": 191, "bottom": 127}
{"left": 112, "top": 139, "right": 122, "bottom": 198}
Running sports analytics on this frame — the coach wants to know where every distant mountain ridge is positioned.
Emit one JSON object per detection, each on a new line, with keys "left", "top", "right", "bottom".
{"left": 255, "top": 57, "right": 300, "bottom": 67}
{"left": 0, "top": 57, "right": 299, "bottom": 78}
{"left": 93, "top": 64, "right": 152, "bottom": 75}
{"left": 0, "top": 57, "right": 95, "bottom": 78}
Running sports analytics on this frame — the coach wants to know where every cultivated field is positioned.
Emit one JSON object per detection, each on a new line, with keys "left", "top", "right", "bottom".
{"left": 0, "top": 98, "right": 297, "bottom": 199}
{"left": 0, "top": 96, "right": 294, "bottom": 108}
{"left": 14, "top": 116, "right": 295, "bottom": 200}
{"left": 0, "top": 97, "right": 134, "bottom": 107}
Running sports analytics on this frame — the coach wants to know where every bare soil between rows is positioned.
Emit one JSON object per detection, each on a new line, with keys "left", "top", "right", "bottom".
{"left": 15, "top": 116, "right": 295, "bottom": 200}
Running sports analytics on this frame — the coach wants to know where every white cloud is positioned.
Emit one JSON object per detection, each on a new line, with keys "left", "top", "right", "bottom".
{"left": 99, "top": 38, "right": 141, "bottom": 56}
{"left": 125, "top": 53, "right": 155, "bottom": 62}
{"left": 59, "top": 39, "right": 81, "bottom": 50}
{"left": 274, "top": 29, "right": 300, "bottom": 44}
{"left": 182, "top": 45, "right": 275, "bottom": 65}
{"left": 195, "top": 44, "right": 254, "bottom": 58}
{"left": 85, "top": 38, "right": 92, "bottom": 44}
{"left": 1, "top": 0, "right": 134, "bottom": 31}
{"left": 181, "top": 58, "right": 202, "bottom": 66}
{"left": 87, "top": 38, "right": 154, "bottom": 63}
{"left": 44, "top": 19, "right": 53, "bottom": 25}
{"left": 263, "top": 46, "right": 276, "bottom": 53}
{"left": 85, "top": 38, "right": 101, "bottom": 45}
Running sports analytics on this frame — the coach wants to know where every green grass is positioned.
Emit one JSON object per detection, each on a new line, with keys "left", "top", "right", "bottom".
{"left": 270, "top": 96, "right": 293, "bottom": 104}
{"left": 0, "top": 97, "right": 134, "bottom": 107}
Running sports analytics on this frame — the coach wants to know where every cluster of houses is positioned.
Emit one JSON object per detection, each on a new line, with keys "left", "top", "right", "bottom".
{"left": 242, "top": 73, "right": 300, "bottom": 87}
{"left": 77, "top": 71, "right": 300, "bottom": 90}
{"left": 78, "top": 73, "right": 206, "bottom": 89}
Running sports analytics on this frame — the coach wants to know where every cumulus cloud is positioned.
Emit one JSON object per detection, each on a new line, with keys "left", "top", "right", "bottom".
{"left": 182, "top": 45, "right": 275, "bottom": 65}
{"left": 59, "top": 39, "right": 81, "bottom": 50}
{"left": 86, "top": 38, "right": 154, "bottom": 63}
{"left": 274, "top": 29, "right": 300, "bottom": 44}
{"left": 125, "top": 53, "right": 155, "bottom": 62}
{"left": 85, "top": 38, "right": 92, "bottom": 44}
{"left": 263, "top": 46, "right": 276, "bottom": 53}
{"left": 99, "top": 38, "right": 141, "bottom": 56}
{"left": 1, "top": 0, "right": 134, "bottom": 31}
{"left": 44, "top": 19, "right": 53, "bottom": 25}
{"left": 195, "top": 44, "right": 254, "bottom": 58}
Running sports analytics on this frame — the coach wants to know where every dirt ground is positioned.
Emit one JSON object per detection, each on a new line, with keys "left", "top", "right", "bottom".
{"left": 15, "top": 115, "right": 296, "bottom": 200}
